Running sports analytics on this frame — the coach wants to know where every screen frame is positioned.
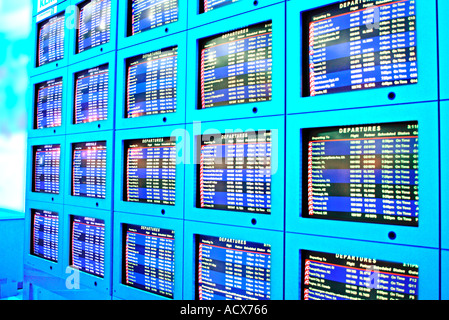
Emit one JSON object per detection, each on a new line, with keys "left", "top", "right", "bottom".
{"left": 442, "top": 250, "right": 449, "bottom": 300}
{"left": 438, "top": 0, "right": 449, "bottom": 100}
{"left": 114, "top": 125, "right": 186, "bottom": 219}
{"left": 112, "top": 211, "right": 184, "bottom": 300}
{"left": 285, "top": 0, "right": 438, "bottom": 115}
{"left": 185, "top": 3, "right": 285, "bottom": 124}
{"left": 441, "top": 101, "right": 449, "bottom": 250}
{"left": 285, "top": 102, "right": 439, "bottom": 248}
{"left": 284, "top": 232, "right": 440, "bottom": 300}
{"left": 183, "top": 220, "right": 284, "bottom": 300}
{"left": 115, "top": 32, "right": 187, "bottom": 130}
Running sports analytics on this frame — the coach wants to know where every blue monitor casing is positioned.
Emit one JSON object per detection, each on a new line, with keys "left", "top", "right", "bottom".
{"left": 442, "top": 250, "right": 449, "bottom": 300}
{"left": 114, "top": 125, "right": 186, "bottom": 219}
{"left": 66, "top": 52, "right": 116, "bottom": 134}
{"left": 115, "top": 32, "right": 187, "bottom": 130}
{"left": 183, "top": 220, "right": 284, "bottom": 300}
{"left": 285, "top": 102, "right": 439, "bottom": 248}
{"left": 185, "top": 115, "right": 285, "bottom": 231}
{"left": 33, "top": 0, "right": 65, "bottom": 17}
{"left": 64, "top": 131, "right": 114, "bottom": 211}
{"left": 438, "top": 0, "right": 449, "bottom": 100}
{"left": 441, "top": 101, "right": 449, "bottom": 250}
{"left": 117, "top": 0, "right": 188, "bottom": 50}
{"left": 112, "top": 211, "right": 184, "bottom": 300}
{"left": 186, "top": 3, "right": 285, "bottom": 123}
{"left": 286, "top": 0, "right": 438, "bottom": 115}
{"left": 284, "top": 233, "right": 440, "bottom": 300}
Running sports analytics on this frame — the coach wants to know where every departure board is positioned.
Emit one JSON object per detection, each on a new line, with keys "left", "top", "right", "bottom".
{"left": 196, "top": 235, "right": 271, "bottom": 300}
{"left": 72, "top": 141, "right": 107, "bottom": 199}
{"left": 124, "top": 137, "right": 176, "bottom": 205}
{"left": 70, "top": 215, "right": 105, "bottom": 278}
{"left": 126, "top": 46, "right": 177, "bottom": 118}
{"left": 303, "top": 0, "right": 418, "bottom": 96}
{"left": 301, "top": 250, "right": 419, "bottom": 300}
{"left": 76, "top": 0, "right": 112, "bottom": 54}
{"left": 302, "top": 121, "right": 419, "bottom": 226}
{"left": 197, "top": 131, "right": 271, "bottom": 213}
{"left": 128, "top": 0, "right": 178, "bottom": 36}
{"left": 31, "top": 209, "right": 59, "bottom": 262}
{"left": 122, "top": 224, "right": 175, "bottom": 298}
{"left": 33, "top": 144, "right": 60, "bottom": 194}
{"left": 34, "top": 77, "right": 63, "bottom": 130}
{"left": 37, "top": 12, "right": 65, "bottom": 67}
{"left": 199, "top": 21, "right": 272, "bottom": 109}
{"left": 74, "top": 64, "right": 109, "bottom": 124}
{"left": 200, "top": 0, "right": 239, "bottom": 13}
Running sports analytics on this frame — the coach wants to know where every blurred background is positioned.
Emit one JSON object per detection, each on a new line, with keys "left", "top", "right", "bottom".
{"left": 0, "top": 0, "right": 32, "bottom": 213}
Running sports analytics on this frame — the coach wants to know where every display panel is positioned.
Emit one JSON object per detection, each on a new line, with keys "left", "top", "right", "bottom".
{"left": 70, "top": 215, "right": 105, "bottom": 278}
{"left": 126, "top": 46, "right": 177, "bottom": 118}
{"left": 127, "top": 0, "right": 178, "bottom": 37}
{"left": 31, "top": 209, "right": 59, "bottom": 262}
{"left": 34, "top": 77, "right": 63, "bottom": 130}
{"left": 198, "top": 21, "right": 272, "bottom": 109}
{"left": 37, "top": 11, "right": 65, "bottom": 67}
{"left": 33, "top": 144, "right": 60, "bottom": 194}
{"left": 200, "top": 0, "right": 239, "bottom": 13}
{"left": 76, "top": 0, "right": 112, "bottom": 54}
{"left": 72, "top": 141, "right": 107, "bottom": 199}
{"left": 124, "top": 137, "right": 176, "bottom": 205}
{"left": 122, "top": 223, "right": 175, "bottom": 298}
{"left": 195, "top": 234, "right": 271, "bottom": 300}
{"left": 301, "top": 250, "right": 419, "bottom": 300}
{"left": 303, "top": 0, "right": 418, "bottom": 97}
{"left": 302, "top": 121, "right": 419, "bottom": 226}
{"left": 197, "top": 130, "right": 271, "bottom": 213}
{"left": 74, "top": 64, "right": 109, "bottom": 124}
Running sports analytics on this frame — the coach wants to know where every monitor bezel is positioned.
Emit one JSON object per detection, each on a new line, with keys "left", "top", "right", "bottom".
{"left": 286, "top": 0, "right": 438, "bottom": 115}
{"left": 185, "top": 3, "right": 285, "bottom": 124}
{"left": 32, "top": 0, "right": 64, "bottom": 17}
{"left": 185, "top": 115, "right": 285, "bottom": 231}
{"left": 442, "top": 250, "right": 449, "bottom": 300}
{"left": 438, "top": 0, "right": 449, "bottom": 100}
{"left": 285, "top": 102, "right": 439, "bottom": 248}
{"left": 114, "top": 125, "right": 186, "bottom": 219}
{"left": 115, "top": 33, "right": 187, "bottom": 130}
{"left": 441, "top": 101, "right": 449, "bottom": 250}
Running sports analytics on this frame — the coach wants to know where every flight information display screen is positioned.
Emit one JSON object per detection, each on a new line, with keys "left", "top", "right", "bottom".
{"left": 199, "top": 21, "right": 272, "bottom": 109}
{"left": 124, "top": 137, "right": 176, "bottom": 205}
{"left": 197, "top": 131, "right": 271, "bottom": 213}
{"left": 200, "top": 0, "right": 239, "bottom": 13}
{"left": 301, "top": 250, "right": 419, "bottom": 300}
{"left": 34, "top": 77, "right": 63, "bottom": 130}
{"left": 72, "top": 141, "right": 107, "bottom": 199}
{"left": 70, "top": 215, "right": 105, "bottom": 278}
{"left": 33, "top": 144, "right": 60, "bottom": 194}
{"left": 195, "top": 235, "right": 271, "bottom": 300}
{"left": 74, "top": 64, "right": 109, "bottom": 124}
{"left": 31, "top": 209, "right": 59, "bottom": 262}
{"left": 126, "top": 46, "right": 177, "bottom": 118}
{"left": 122, "top": 223, "right": 175, "bottom": 298}
{"left": 302, "top": 121, "right": 419, "bottom": 226}
{"left": 76, "top": 0, "right": 112, "bottom": 54}
{"left": 303, "top": 0, "right": 418, "bottom": 96}
{"left": 127, "top": 0, "right": 178, "bottom": 37}
{"left": 37, "top": 12, "right": 65, "bottom": 67}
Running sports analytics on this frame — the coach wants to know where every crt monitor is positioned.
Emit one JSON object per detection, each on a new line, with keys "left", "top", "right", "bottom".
{"left": 36, "top": 11, "right": 65, "bottom": 68}
{"left": 34, "top": 77, "right": 63, "bottom": 130}
{"left": 31, "top": 209, "right": 59, "bottom": 263}
{"left": 32, "top": 144, "right": 61, "bottom": 195}
{"left": 302, "top": 0, "right": 418, "bottom": 97}
{"left": 200, "top": 0, "right": 239, "bottom": 13}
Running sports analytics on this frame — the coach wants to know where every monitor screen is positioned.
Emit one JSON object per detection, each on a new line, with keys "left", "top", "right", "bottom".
{"left": 303, "top": 0, "right": 418, "bottom": 97}
{"left": 74, "top": 63, "right": 109, "bottom": 124}
{"left": 34, "top": 77, "right": 63, "bottom": 130}
{"left": 37, "top": 11, "right": 65, "bottom": 67}
{"left": 127, "top": 0, "right": 178, "bottom": 37}
{"left": 200, "top": 0, "right": 239, "bottom": 13}
{"left": 302, "top": 121, "right": 419, "bottom": 226}
{"left": 301, "top": 250, "right": 419, "bottom": 300}
{"left": 195, "top": 234, "right": 271, "bottom": 300}
{"left": 122, "top": 223, "right": 175, "bottom": 298}
{"left": 126, "top": 46, "right": 177, "bottom": 118}
{"left": 70, "top": 215, "right": 105, "bottom": 278}
{"left": 72, "top": 141, "right": 107, "bottom": 199}
{"left": 198, "top": 21, "right": 272, "bottom": 109}
{"left": 76, "top": 0, "right": 112, "bottom": 54}
{"left": 197, "top": 131, "right": 271, "bottom": 213}
{"left": 124, "top": 137, "right": 176, "bottom": 205}
{"left": 31, "top": 209, "right": 59, "bottom": 262}
{"left": 33, "top": 144, "right": 60, "bottom": 194}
